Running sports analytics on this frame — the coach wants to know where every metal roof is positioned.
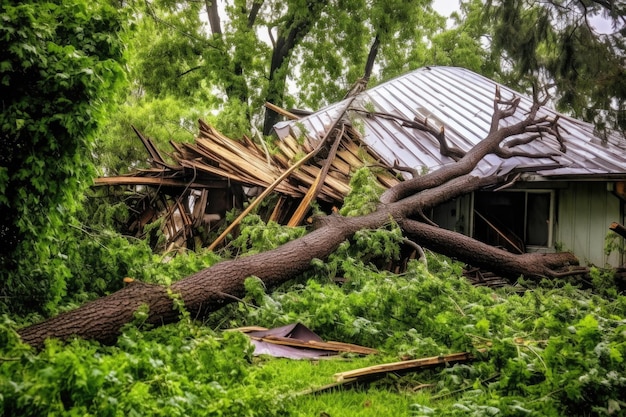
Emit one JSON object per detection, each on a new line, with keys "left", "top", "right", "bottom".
{"left": 274, "top": 66, "right": 626, "bottom": 181}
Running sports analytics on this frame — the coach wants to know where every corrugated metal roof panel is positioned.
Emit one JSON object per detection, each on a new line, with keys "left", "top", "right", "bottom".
{"left": 275, "top": 66, "right": 626, "bottom": 180}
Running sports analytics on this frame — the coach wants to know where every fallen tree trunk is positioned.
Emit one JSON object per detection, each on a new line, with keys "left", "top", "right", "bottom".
{"left": 18, "top": 87, "right": 583, "bottom": 348}
{"left": 17, "top": 202, "right": 578, "bottom": 348}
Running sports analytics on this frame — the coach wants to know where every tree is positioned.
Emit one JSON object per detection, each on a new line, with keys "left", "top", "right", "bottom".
{"left": 92, "top": 96, "right": 205, "bottom": 176}
{"left": 477, "top": 0, "right": 626, "bottom": 134}
{"left": 0, "top": 0, "right": 126, "bottom": 314}
{"left": 127, "top": 0, "right": 447, "bottom": 135}
{"left": 18, "top": 87, "right": 580, "bottom": 348}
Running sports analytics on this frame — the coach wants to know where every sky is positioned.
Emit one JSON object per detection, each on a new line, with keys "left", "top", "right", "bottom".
{"left": 432, "top": 0, "right": 460, "bottom": 17}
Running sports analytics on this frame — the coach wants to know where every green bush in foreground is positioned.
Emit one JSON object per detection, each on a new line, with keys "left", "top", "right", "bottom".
{"left": 0, "top": 316, "right": 287, "bottom": 417}
{"left": 2, "top": 249, "right": 626, "bottom": 416}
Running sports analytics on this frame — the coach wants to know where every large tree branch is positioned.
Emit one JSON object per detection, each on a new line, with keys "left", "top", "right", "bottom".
{"left": 380, "top": 87, "right": 557, "bottom": 204}
{"left": 18, "top": 213, "right": 384, "bottom": 348}
{"left": 17, "top": 89, "right": 578, "bottom": 349}
{"left": 398, "top": 218, "right": 581, "bottom": 280}
{"left": 17, "top": 167, "right": 572, "bottom": 349}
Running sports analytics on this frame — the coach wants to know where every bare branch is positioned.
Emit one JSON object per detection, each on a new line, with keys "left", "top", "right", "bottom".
{"left": 350, "top": 108, "right": 466, "bottom": 160}
{"left": 490, "top": 86, "right": 522, "bottom": 133}
{"left": 380, "top": 87, "right": 561, "bottom": 204}
{"left": 248, "top": 0, "right": 264, "bottom": 28}
{"left": 390, "top": 159, "right": 420, "bottom": 178}
{"left": 402, "top": 238, "right": 427, "bottom": 265}
{"left": 495, "top": 145, "right": 560, "bottom": 160}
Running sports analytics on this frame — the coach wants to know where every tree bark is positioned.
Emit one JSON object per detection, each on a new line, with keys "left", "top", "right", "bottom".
{"left": 262, "top": 1, "right": 329, "bottom": 134}
{"left": 18, "top": 87, "right": 584, "bottom": 348}
{"left": 610, "top": 222, "right": 626, "bottom": 239}
{"left": 17, "top": 193, "right": 578, "bottom": 348}
{"left": 399, "top": 218, "right": 579, "bottom": 279}
{"left": 18, "top": 214, "right": 382, "bottom": 348}
{"left": 205, "top": 0, "right": 222, "bottom": 35}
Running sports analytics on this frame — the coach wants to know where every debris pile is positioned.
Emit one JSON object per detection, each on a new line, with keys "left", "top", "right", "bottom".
{"left": 95, "top": 118, "right": 399, "bottom": 251}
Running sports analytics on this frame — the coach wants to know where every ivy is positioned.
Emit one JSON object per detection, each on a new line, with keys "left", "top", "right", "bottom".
{"left": 0, "top": 0, "right": 127, "bottom": 314}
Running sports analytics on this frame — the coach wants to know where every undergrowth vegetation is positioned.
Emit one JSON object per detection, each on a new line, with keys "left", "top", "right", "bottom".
{"left": 3, "top": 227, "right": 626, "bottom": 415}
{"left": 2, "top": 170, "right": 625, "bottom": 416}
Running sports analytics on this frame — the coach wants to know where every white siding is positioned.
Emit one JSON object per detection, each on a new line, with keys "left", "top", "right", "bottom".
{"left": 557, "top": 182, "right": 624, "bottom": 267}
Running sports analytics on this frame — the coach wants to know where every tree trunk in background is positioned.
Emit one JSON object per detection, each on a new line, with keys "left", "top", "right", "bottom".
{"left": 262, "top": 1, "right": 329, "bottom": 134}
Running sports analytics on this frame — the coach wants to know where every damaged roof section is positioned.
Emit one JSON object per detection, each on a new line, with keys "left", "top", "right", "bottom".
{"left": 95, "top": 66, "right": 626, "bottom": 252}
{"left": 274, "top": 66, "right": 626, "bottom": 180}
{"left": 95, "top": 115, "right": 399, "bottom": 251}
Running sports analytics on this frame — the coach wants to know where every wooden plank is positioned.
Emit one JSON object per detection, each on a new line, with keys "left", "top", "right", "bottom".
{"left": 288, "top": 126, "right": 346, "bottom": 226}
{"left": 181, "top": 160, "right": 288, "bottom": 194}
{"left": 277, "top": 139, "right": 297, "bottom": 161}
{"left": 132, "top": 125, "right": 165, "bottom": 165}
{"left": 248, "top": 335, "right": 378, "bottom": 355}
{"left": 264, "top": 102, "right": 301, "bottom": 120}
{"left": 336, "top": 148, "right": 365, "bottom": 168}
{"left": 94, "top": 176, "right": 217, "bottom": 189}
{"left": 334, "top": 351, "right": 483, "bottom": 382}
{"left": 195, "top": 138, "right": 279, "bottom": 186}
{"left": 297, "top": 165, "right": 351, "bottom": 196}
{"left": 282, "top": 134, "right": 305, "bottom": 156}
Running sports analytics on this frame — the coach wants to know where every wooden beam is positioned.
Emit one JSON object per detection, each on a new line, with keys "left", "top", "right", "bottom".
{"left": 264, "top": 102, "right": 301, "bottom": 120}
{"left": 334, "top": 351, "right": 483, "bottom": 382}
{"left": 93, "top": 176, "right": 220, "bottom": 189}
{"left": 287, "top": 125, "right": 345, "bottom": 226}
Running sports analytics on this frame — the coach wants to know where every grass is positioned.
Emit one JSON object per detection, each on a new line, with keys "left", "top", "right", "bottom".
{"left": 253, "top": 354, "right": 454, "bottom": 416}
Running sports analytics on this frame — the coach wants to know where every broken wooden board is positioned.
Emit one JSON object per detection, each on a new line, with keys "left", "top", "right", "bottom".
{"left": 333, "top": 350, "right": 484, "bottom": 382}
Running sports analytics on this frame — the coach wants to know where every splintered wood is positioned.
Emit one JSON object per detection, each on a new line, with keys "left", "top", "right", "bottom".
{"left": 94, "top": 118, "right": 399, "bottom": 251}
{"left": 333, "top": 351, "right": 483, "bottom": 382}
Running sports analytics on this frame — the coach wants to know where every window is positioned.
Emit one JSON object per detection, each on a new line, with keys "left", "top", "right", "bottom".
{"left": 472, "top": 190, "right": 554, "bottom": 253}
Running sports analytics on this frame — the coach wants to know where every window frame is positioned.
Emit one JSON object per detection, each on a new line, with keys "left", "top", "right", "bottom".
{"left": 470, "top": 189, "right": 555, "bottom": 251}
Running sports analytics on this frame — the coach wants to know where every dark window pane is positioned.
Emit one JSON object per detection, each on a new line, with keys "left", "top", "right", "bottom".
{"left": 474, "top": 191, "right": 525, "bottom": 252}
{"left": 526, "top": 193, "right": 550, "bottom": 246}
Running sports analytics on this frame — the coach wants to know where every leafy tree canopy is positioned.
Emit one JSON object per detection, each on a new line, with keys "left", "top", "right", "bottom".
{"left": 0, "top": 0, "right": 126, "bottom": 314}
{"left": 479, "top": 0, "right": 626, "bottom": 134}
{"left": 124, "top": 0, "right": 450, "bottom": 136}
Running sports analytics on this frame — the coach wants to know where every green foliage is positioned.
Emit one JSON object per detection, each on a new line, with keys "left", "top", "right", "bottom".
{"left": 588, "top": 266, "right": 620, "bottom": 299}
{"left": 3, "top": 219, "right": 626, "bottom": 416}
{"left": 480, "top": 0, "right": 626, "bottom": 133}
{"left": 229, "top": 214, "right": 308, "bottom": 255}
{"left": 229, "top": 229, "right": 626, "bottom": 416}
{"left": 93, "top": 96, "right": 202, "bottom": 175}
{"left": 0, "top": 199, "right": 222, "bottom": 316}
{"left": 339, "top": 167, "right": 385, "bottom": 217}
{"left": 605, "top": 232, "right": 625, "bottom": 259}
{"left": 0, "top": 0, "right": 126, "bottom": 314}
{"left": 0, "top": 317, "right": 286, "bottom": 416}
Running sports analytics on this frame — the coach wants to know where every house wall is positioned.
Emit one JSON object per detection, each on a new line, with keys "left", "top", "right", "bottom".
{"left": 435, "top": 182, "right": 625, "bottom": 269}
{"left": 556, "top": 182, "right": 624, "bottom": 267}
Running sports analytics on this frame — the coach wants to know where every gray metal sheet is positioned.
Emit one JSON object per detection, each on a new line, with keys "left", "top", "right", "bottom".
{"left": 275, "top": 66, "right": 626, "bottom": 180}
